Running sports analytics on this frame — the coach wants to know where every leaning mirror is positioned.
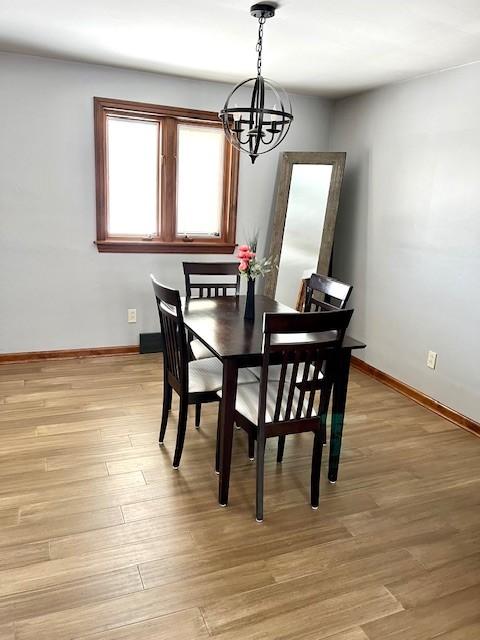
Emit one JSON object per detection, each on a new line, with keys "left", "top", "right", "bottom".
{"left": 264, "top": 152, "right": 346, "bottom": 309}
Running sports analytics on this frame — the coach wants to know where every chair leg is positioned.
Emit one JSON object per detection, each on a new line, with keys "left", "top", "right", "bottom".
{"left": 311, "top": 431, "right": 324, "bottom": 509}
{"left": 248, "top": 432, "right": 255, "bottom": 461}
{"left": 215, "top": 402, "right": 221, "bottom": 474}
{"left": 159, "top": 384, "right": 172, "bottom": 445}
{"left": 256, "top": 436, "right": 266, "bottom": 522}
{"left": 173, "top": 395, "right": 189, "bottom": 469}
{"left": 276, "top": 435, "right": 286, "bottom": 463}
{"left": 195, "top": 403, "right": 201, "bottom": 428}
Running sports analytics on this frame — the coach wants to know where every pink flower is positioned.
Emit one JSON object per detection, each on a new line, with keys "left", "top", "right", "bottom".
{"left": 238, "top": 260, "right": 249, "bottom": 272}
{"left": 237, "top": 245, "right": 252, "bottom": 260}
{"left": 238, "top": 250, "right": 255, "bottom": 260}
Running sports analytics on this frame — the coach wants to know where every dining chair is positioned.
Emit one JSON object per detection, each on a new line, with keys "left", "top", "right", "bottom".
{"left": 183, "top": 262, "right": 240, "bottom": 361}
{"left": 220, "top": 309, "right": 353, "bottom": 522}
{"left": 151, "top": 275, "right": 256, "bottom": 469}
{"left": 249, "top": 274, "right": 352, "bottom": 379}
{"left": 250, "top": 273, "right": 353, "bottom": 461}
{"left": 304, "top": 273, "right": 353, "bottom": 312}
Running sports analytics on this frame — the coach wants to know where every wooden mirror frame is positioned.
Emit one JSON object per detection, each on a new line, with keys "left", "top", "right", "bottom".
{"left": 264, "top": 151, "right": 346, "bottom": 304}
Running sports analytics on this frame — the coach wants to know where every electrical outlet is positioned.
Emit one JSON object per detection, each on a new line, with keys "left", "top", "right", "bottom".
{"left": 127, "top": 309, "right": 137, "bottom": 323}
{"left": 427, "top": 350, "right": 437, "bottom": 369}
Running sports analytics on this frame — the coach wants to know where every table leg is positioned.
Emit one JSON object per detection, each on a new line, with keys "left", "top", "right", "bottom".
{"left": 328, "top": 349, "right": 352, "bottom": 483}
{"left": 218, "top": 358, "right": 238, "bottom": 506}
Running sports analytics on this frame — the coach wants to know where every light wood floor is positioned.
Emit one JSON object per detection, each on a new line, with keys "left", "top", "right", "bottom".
{"left": 0, "top": 354, "right": 479, "bottom": 640}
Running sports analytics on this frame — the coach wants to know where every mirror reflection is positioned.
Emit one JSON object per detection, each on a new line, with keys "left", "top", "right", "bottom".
{"left": 275, "top": 164, "right": 333, "bottom": 308}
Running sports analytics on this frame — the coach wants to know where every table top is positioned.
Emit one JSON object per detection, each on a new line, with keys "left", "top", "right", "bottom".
{"left": 182, "top": 295, "right": 366, "bottom": 362}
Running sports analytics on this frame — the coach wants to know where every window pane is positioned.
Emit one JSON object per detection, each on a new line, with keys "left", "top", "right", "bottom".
{"left": 176, "top": 124, "right": 224, "bottom": 236}
{"left": 107, "top": 117, "right": 158, "bottom": 236}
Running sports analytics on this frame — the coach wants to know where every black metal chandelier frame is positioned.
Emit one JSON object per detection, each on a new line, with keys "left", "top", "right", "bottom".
{"left": 219, "top": 3, "right": 293, "bottom": 164}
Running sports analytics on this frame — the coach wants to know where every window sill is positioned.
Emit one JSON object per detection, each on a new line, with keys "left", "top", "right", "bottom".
{"left": 95, "top": 240, "right": 237, "bottom": 254}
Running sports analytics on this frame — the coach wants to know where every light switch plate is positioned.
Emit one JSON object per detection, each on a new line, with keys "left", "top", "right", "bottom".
{"left": 427, "top": 350, "right": 437, "bottom": 369}
{"left": 127, "top": 309, "right": 137, "bottom": 323}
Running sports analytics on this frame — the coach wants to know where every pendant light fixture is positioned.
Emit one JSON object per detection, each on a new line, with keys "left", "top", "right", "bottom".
{"left": 219, "top": 3, "right": 293, "bottom": 164}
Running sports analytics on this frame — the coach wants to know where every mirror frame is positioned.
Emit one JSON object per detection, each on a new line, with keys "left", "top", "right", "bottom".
{"left": 264, "top": 151, "right": 346, "bottom": 303}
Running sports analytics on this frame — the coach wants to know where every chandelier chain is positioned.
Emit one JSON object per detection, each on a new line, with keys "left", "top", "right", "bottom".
{"left": 256, "top": 17, "right": 266, "bottom": 76}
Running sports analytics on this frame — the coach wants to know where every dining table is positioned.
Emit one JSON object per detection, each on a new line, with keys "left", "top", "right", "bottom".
{"left": 182, "top": 294, "right": 366, "bottom": 506}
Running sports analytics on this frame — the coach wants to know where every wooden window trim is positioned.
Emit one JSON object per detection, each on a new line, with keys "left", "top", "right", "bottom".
{"left": 94, "top": 97, "right": 239, "bottom": 254}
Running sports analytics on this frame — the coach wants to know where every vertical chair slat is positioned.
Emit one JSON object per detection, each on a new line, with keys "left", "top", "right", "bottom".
{"left": 284, "top": 352, "right": 300, "bottom": 421}
{"left": 167, "top": 317, "right": 179, "bottom": 381}
{"left": 273, "top": 356, "right": 288, "bottom": 422}
{"left": 163, "top": 315, "right": 175, "bottom": 378}
{"left": 306, "top": 353, "right": 323, "bottom": 418}
{"left": 295, "top": 351, "right": 312, "bottom": 420}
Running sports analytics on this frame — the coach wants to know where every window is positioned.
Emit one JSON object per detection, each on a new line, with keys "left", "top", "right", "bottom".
{"left": 94, "top": 98, "right": 239, "bottom": 253}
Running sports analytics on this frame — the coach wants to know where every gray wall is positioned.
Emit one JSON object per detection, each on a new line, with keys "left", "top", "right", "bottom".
{"left": 330, "top": 63, "right": 480, "bottom": 421}
{"left": 2, "top": 51, "right": 478, "bottom": 422}
{"left": 0, "top": 53, "right": 332, "bottom": 353}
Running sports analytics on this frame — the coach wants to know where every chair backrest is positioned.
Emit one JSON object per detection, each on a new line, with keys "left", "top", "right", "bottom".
{"left": 258, "top": 309, "right": 354, "bottom": 429}
{"left": 183, "top": 262, "right": 240, "bottom": 299}
{"left": 304, "top": 273, "right": 353, "bottom": 312}
{"left": 151, "top": 275, "right": 188, "bottom": 390}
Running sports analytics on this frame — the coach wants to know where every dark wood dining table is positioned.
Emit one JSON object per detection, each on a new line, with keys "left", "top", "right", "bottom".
{"left": 182, "top": 294, "right": 366, "bottom": 506}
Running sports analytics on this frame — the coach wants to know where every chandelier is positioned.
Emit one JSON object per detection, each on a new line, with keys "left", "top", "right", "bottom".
{"left": 219, "top": 3, "right": 293, "bottom": 164}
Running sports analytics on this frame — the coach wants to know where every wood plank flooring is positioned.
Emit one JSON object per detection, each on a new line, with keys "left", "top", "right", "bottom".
{"left": 0, "top": 353, "right": 479, "bottom": 639}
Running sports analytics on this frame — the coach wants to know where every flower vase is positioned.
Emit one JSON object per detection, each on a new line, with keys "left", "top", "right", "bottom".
{"left": 244, "top": 277, "right": 256, "bottom": 321}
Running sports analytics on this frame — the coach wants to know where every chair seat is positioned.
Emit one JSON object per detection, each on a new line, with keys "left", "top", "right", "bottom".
{"left": 248, "top": 363, "right": 323, "bottom": 383}
{"left": 189, "top": 358, "right": 257, "bottom": 394}
{"left": 217, "top": 380, "right": 321, "bottom": 424}
{"left": 190, "top": 339, "right": 215, "bottom": 360}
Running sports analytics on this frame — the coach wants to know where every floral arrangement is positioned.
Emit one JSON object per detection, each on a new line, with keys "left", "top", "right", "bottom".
{"left": 237, "top": 237, "right": 276, "bottom": 280}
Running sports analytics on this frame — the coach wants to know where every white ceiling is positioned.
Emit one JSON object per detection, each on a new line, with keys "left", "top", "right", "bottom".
{"left": 1, "top": 0, "right": 480, "bottom": 97}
